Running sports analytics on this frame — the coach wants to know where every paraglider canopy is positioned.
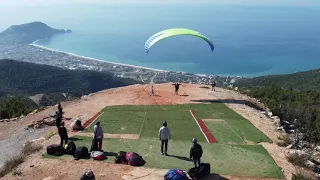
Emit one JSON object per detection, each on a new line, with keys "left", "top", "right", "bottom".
{"left": 145, "top": 28, "right": 214, "bottom": 53}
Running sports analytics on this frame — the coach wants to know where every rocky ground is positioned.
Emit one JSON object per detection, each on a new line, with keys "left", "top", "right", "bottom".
{"left": 0, "top": 84, "right": 304, "bottom": 180}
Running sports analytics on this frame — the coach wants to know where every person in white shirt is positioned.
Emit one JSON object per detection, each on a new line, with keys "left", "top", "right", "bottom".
{"left": 92, "top": 122, "right": 104, "bottom": 151}
{"left": 158, "top": 121, "right": 171, "bottom": 155}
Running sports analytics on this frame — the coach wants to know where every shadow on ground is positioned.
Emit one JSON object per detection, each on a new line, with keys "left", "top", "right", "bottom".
{"left": 69, "top": 137, "right": 83, "bottom": 141}
{"left": 104, "top": 152, "right": 117, "bottom": 157}
{"left": 180, "top": 94, "right": 189, "bottom": 97}
{"left": 167, "top": 154, "right": 192, "bottom": 162}
{"left": 190, "top": 99, "right": 265, "bottom": 111}
{"left": 201, "top": 173, "right": 230, "bottom": 180}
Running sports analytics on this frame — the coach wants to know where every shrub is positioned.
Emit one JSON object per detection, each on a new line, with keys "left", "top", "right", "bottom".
{"left": 291, "top": 173, "right": 312, "bottom": 180}
{"left": 287, "top": 153, "right": 310, "bottom": 168}
{"left": 277, "top": 134, "right": 293, "bottom": 147}
{"left": 12, "top": 169, "right": 22, "bottom": 176}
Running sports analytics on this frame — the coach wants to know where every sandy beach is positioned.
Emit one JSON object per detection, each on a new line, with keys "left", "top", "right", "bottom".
{"left": 30, "top": 43, "right": 168, "bottom": 73}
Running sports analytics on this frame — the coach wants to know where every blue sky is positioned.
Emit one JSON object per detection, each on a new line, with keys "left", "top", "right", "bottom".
{"left": 1, "top": 0, "right": 319, "bottom": 6}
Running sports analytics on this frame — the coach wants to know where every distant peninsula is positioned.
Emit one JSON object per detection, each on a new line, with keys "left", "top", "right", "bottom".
{"left": 0, "top": 21, "right": 71, "bottom": 45}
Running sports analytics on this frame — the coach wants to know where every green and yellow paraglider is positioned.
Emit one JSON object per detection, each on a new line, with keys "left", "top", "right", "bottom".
{"left": 145, "top": 28, "right": 214, "bottom": 53}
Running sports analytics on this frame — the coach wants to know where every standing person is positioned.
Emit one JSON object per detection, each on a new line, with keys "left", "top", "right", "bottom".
{"left": 172, "top": 82, "right": 182, "bottom": 95}
{"left": 58, "top": 121, "right": 68, "bottom": 148}
{"left": 55, "top": 111, "right": 62, "bottom": 128}
{"left": 159, "top": 121, "right": 171, "bottom": 155}
{"left": 93, "top": 122, "right": 104, "bottom": 151}
{"left": 211, "top": 81, "right": 216, "bottom": 92}
{"left": 189, "top": 138, "right": 203, "bottom": 169}
{"left": 58, "top": 102, "right": 63, "bottom": 114}
{"left": 150, "top": 85, "right": 155, "bottom": 96}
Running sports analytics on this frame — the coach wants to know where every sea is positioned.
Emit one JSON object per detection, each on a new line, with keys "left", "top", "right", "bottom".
{"left": 1, "top": 2, "right": 320, "bottom": 77}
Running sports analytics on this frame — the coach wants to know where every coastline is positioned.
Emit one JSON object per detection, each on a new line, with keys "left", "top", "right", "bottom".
{"left": 30, "top": 43, "right": 168, "bottom": 73}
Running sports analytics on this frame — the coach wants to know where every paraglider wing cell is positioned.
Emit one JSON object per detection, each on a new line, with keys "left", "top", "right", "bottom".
{"left": 145, "top": 28, "right": 214, "bottom": 53}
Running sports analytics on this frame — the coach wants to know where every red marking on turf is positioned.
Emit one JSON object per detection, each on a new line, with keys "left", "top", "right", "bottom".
{"left": 72, "top": 112, "right": 102, "bottom": 132}
{"left": 191, "top": 110, "right": 218, "bottom": 144}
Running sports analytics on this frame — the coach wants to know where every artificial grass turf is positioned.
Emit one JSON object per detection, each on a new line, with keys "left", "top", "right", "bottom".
{"left": 84, "top": 111, "right": 146, "bottom": 134}
{"left": 83, "top": 104, "right": 271, "bottom": 144}
{"left": 191, "top": 103, "right": 272, "bottom": 143}
{"left": 205, "top": 121, "right": 245, "bottom": 144}
{"left": 43, "top": 135, "right": 284, "bottom": 179}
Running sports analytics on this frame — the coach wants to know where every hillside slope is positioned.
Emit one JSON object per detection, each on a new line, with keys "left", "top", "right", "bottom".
{"left": 1, "top": 84, "right": 296, "bottom": 179}
{"left": 0, "top": 59, "right": 140, "bottom": 98}
{"left": 235, "top": 69, "right": 320, "bottom": 91}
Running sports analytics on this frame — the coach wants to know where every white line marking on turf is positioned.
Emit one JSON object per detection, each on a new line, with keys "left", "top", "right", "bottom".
{"left": 189, "top": 110, "right": 209, "bottom": 143}
{"left": 224, "top": 121, "right": 245, "bottom": 143}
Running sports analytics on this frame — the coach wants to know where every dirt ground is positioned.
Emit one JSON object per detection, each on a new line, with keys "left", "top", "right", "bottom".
{"left": 1, "top": 84, "right": 298, "bottom": 180}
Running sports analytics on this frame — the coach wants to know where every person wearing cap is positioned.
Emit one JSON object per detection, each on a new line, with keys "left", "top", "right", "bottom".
{"left": 80, "top": 170, "right": 95, "bottom": 180}
{"left": 158, "top": 121, "right": 171, "bottom": 155}
{"left": 93, "top": 121, "right": 104, "bottom": 151}
{"left": 190, "top": 138, "right": 203, "bottom": 168}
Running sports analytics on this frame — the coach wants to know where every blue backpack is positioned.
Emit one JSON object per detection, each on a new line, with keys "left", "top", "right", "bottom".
{"left": 164, "top": 169, "right": 188, "bottom": 180}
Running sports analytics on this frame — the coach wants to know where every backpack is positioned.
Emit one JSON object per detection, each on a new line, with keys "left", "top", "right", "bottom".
{"left": 74, "top": 146, "right": 89, "bottom": 160}
{"left": 65, "top": 141, "right": 76, "bottom": 155}
{"left": 114, "top": 151, "right": 127, "bottom": 164}
{"left": 188, "top": 163, "right": 210, "bottom": 180}
{"left": 127, "top": 153, "right": 145, "bottom": 166}
{"left": 47, "top": 144, "right": 63, "bottom": 156}
{"left": 90, "top": 151, "right": 106, "bottom": 160}
{"left": 164, "top": 169, "right": 188, "bottom": 180}
{"left": 75, "top": 120, "right": 82, "bottom": 128}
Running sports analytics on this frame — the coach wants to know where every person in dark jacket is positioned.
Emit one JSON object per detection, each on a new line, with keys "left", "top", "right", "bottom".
{"left": 211, "top": 81, "right": 216, "bottom": 91}
{"left": 190, "top": 138, "right": 203, "bottom": 168}
{"left": 58, "top": 121, "right": 68, "bottom": 147}
{"left": 80, "top": 170, "right": 95, "bottom": 180}
{"left": 172, "top": 82, "right": 182, "bottom": 95}
{"left": 55, "top": 111, "right": 62, "bottom": 128}
{"left": 58, "top": 102, "right": 63, "bottom": 114}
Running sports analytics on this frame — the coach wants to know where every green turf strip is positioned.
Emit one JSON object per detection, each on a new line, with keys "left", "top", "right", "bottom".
{"left": 43, "top": 136, "right": 284, "bottom": 179}
{"left": 205, "top": 121, "right": 245, "bottom": 144}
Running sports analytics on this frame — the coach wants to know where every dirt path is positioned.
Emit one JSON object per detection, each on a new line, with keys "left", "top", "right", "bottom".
{"left": 1, "top": 84, "right": 295, "bottom": 179}
{"left": 79, "top": 133, "right": 139, "bottom": 140}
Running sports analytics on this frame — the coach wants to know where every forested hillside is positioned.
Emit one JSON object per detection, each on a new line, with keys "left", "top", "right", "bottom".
{"left": 0, "top": 59, "right": 140, "bottom": 119}
{"left": 236, "top": 70, "right": 320, "bottom": 143}
{"left": 235, "top": 69, "right": 320, "bottom": 91}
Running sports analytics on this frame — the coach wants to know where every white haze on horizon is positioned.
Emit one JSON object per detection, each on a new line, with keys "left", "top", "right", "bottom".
{"left": 0, "top": 0, "right": 319, "bottom": 6}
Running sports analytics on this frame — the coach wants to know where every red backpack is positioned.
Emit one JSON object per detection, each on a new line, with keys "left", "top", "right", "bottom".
{"left": 126, "top": 152, "right": 145, "bottom": 166}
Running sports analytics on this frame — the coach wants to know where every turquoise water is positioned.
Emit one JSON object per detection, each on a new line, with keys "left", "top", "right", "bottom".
{"left": 1, "top": 2, "right": 320, "bottom": 77}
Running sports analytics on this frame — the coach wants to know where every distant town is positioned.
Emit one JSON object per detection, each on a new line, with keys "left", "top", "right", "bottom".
{"left": 0, "top": 44, "right": 240, "bottom": 86}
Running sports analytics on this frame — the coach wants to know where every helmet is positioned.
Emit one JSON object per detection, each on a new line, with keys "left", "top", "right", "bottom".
{"left": 85, "top": 170, "right": 94, "bottom": 178}
{"left": 163, "top": 121, "right": 167, "bottom": 127}
{"left": 192, "top": 138, "right": 197, "bottom": 143}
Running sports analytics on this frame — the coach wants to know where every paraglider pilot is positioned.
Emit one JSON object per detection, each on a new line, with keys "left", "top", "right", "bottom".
{"left": 172, "top": 82, "right": 182, "bottom": 95}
